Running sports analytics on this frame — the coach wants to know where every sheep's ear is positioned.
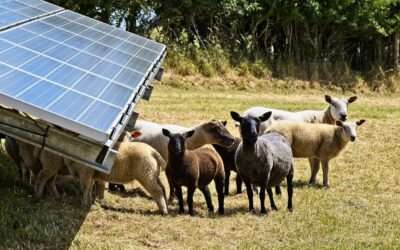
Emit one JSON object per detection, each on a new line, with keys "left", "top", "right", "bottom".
{"left": 259, "top": 111, "right": 272, "bottom": 122}
{"left": 335, "top": 120, "right": 344, "bottom": 127}
{"left": 162, "top": 128, "right": 171, "bottom": 137}
{"left": 230, "top": 111, "right": 242, "bottom": 123}
{"left": 356, "top": 119, "right": 366, "bottom": 126}
{"left": 222, "top": 120, "right": 227, "bottom": 126}
{"left": 325, "top": 95, "right": 332, "bottom": 104}
{"left": 183, "top": 130, "right": 195, "bottom": 139}
{"left": 348, "top": 96, "right": 357, "bottom": 103}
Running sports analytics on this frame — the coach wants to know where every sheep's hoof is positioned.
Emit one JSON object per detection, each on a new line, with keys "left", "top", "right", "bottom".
{"left": 249, "top": 208, "right": 256, "bottom": 214}
{"left": 161, "top": 211, "right": 168, "bottom": 216}
{"left": 237, "top": 190, "right": 242, "bottom": 194}
{"left": 323, "top": 184, "right": 330, "bottom": 189}
{"left": 271, "top": 206, "right": 278, "bottom": 211}
{"left": 218, "top": 209, "right": 224, "bottom": 215}
{"left": 224, "top": 192, "right": 229, "bottom": 197}
{"left": 178, "top": 208, "right": 185, "bottom": 214}
{"left": 260, "top": 210, "right": 267, "bottom": 216}
{"left": 189, "top": 212, "right": 195, "bottom": 217}
{"left": 287, "top": 207, "right": 293, "bottom": 212}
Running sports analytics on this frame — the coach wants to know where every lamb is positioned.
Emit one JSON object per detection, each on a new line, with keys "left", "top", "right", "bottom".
{"left": 162, "top": 129, "right": 225, "bottom": 216}
{"left": 265, "top": 119, "right": 366, "bottom": 187}
{"left": 37, "top": 140, "right": 168, "bottom": 215}
{"left": 211, "top": 121, "right": 243, "bottom": 196}
{"left": 130, "top": 119, "right": 235, "bottom": 202}
{"left": 231, "top": 111, "right": 294, "bottom": 214}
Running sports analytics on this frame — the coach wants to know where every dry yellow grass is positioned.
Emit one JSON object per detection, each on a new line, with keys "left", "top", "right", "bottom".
{"left": 1, "top": 85, "right": 400, "bottom": 249}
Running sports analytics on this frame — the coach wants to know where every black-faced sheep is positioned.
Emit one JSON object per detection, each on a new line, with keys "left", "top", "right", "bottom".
{"left": 162, "top": 129, "right": 225, "bottom": 216}
{"left": 231, "top": 111, "right": 294, "bottom": 214}
{"left": 132, "top": 119, "right": 234, "bottom": 203}
{"left": 211, "top": 121, "right": 243, "bottom": 196}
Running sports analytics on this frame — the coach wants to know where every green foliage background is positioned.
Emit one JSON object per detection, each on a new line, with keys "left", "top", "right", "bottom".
{"left": 48, "top": 0, "right": 400, "bottom": 86}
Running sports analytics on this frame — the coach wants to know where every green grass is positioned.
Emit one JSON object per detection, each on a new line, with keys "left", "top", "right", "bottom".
{"left": 1, "top": 85, "right": 400, "bottom": 249}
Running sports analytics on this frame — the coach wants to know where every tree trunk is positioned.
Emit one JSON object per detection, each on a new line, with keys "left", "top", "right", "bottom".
{"left": 394, "top": 32, "right": 399, "bottom": 73}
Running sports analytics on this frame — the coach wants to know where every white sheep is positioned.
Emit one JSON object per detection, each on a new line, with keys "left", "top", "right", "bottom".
{"left": 37, "top": 140, "right": 168, "bottom": 215}
{"left": 133, "top": 119, "right": 235, "bottom": 160}
{"left": 265, "top": 119, "right": 366, "bottom": 187}
{"left": 5, "top": 137, "right": 41, "bottom": 185}
{"left": 243, "top": 95, "right": 358, "bottom": 135}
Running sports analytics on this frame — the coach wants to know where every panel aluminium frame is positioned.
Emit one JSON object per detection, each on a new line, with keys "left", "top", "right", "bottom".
{"left": 104, "top": 49, "right": 167, "bottom": 149}
{"left": 0, "top": 106, "right": 117, "bottom": 173}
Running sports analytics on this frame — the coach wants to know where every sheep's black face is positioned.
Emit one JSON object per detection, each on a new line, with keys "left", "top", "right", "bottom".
{"left": 168, "top": 134, "right": 186, "bottom": 156}
{"left": 230, "top": 111, "right": 271, "bottom": 144}
{"left": 162, "top": 129, "right": 195, "bottom": 157}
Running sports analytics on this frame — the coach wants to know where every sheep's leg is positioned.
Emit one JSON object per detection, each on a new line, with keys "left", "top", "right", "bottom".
{"left": 321, "top": 160, "right": 330, "bottom": 187}
{"left": 48, "top": 174, "right": 59, "bottom": 198}
{"left": 243, "top": 180, "right": 254, "bottom": 212}
{"left": 309, "top": 158, "right": 320, "bottom": 185}
{"left": 266, "top": 188, "right": 278, "bottom": 211}
{"left": 20, "top": 162, "right": 27, "bottom": 183}
{"left": 287, "top": 172, "right": 293, "bottom": 212}
{"left": 174, "top": 185, "right": 184, "bottom": 214}
{"left": 224, "top": 168, "right": 231, "bottom": 196}
{"left": 236, "top": 173, "right": 242, "bottom": 194}
{"left": 139, "top": 177, "right": 168, "bottom": 215}
{"left": 95, "top": 181, "right": 106, "bottom": 200}
{"left": 81, "top": 176, "right": 94, "bottom": 208}
{"left": 168, "top": 180, "right": 175, "bottom": 204}
{"left": 199, "top": 186, "right": 214, "bottom": 212}
{"left": 187, "top": 186, "right": 196, "bottom": 216}
{"left": 215, "top": 172, "right": 225, "bottom": 215}
{"left": 259, "top": 183, "right": 267, "bottom": 214}
{"left": 35, "top": 168, "right": 59, "bottom": 199}
{"left": 275, "top": 184, "right": 282, "bottom": 195}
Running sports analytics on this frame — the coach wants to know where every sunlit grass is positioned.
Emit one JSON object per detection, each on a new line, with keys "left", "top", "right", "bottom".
{"left": 1, "top": 85, "right": 399, "bottom": 249}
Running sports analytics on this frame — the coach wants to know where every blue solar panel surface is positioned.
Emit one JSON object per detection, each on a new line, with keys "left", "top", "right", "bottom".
{"left": 0, "top": 1, "right": 166, "bottom": 142}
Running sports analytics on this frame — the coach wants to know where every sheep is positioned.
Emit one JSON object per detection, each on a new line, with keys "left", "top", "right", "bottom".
{"left": 131, "top": 119, "right": 235, "bottom": 202}
{"left": 244, "top": 95, "right": 357, "bottom": 194}
{"left": 37, "top": 140, "right": 168, "bottom": 215}
{"left": 211, "top": 121, "right": 243, "bottom": 196}
{"left": 243, "top": 95, "right": 358, "bottom": 134}
{"left": 4, "top": 137, "right": 41, "bottom": 184}
{"left": 162, "top": 128, "right": 225, "bottom": 216}
{"left": 265, "top": 119, "right": 366, "bottom": 187}
{"left": 231, "top": 111, "right": 294, "bottom": 214}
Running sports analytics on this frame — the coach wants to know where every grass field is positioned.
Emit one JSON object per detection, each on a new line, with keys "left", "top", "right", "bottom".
{"left": 1, "top": 85, "right": 400, "bottom": 249}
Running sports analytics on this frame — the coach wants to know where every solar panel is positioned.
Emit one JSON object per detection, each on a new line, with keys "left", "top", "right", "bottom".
{"left": 0, "top": 1, "right": 166, "bottom": 144}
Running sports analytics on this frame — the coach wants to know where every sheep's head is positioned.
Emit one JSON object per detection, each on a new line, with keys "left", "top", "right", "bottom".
{"left": 336, "top": 119, "right": 366, "bottom": 142}
{"left": 325, "top": 95, "right": 357, "bottom": 122}
{"left": 202, "top": 120, "right": 235, "bottom": 148}
{"left": 162, "top": 128, "right": 194, "bottom": 156}
{"left": 230, "top": 111, "right": 271, "bottom": 144}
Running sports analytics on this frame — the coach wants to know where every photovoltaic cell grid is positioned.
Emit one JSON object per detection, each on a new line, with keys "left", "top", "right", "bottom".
{"left": 0, "top": 0, "right": 61, "bottom": 30}
{"left": 0, "top": 1, "right": 166, "bottom": 143}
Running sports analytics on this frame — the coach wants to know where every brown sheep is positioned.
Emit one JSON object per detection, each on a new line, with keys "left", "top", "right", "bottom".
{"left": 162, "top": 129, "right": 225, "bottom": 216}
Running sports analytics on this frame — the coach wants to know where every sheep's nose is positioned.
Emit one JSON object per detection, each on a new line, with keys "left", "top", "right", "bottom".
{"left": 340, "top": 113, "right": 347, "bottom": 121}
{"left": 350, "top": 136, "right": 356, "bottom": 141}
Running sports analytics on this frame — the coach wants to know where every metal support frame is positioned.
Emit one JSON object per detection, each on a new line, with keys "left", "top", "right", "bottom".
{"left": 0, "top": 106, "right": 117, "bottom": 174}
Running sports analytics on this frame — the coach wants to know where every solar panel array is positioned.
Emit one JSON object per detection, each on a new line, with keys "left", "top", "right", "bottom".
{"left": 0, "top": 1, "right": 166, "bottom": 143}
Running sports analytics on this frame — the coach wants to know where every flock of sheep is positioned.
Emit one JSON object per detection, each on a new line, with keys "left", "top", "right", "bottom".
{"left": 0, "top": 94, "right": 366, "bottom": 216}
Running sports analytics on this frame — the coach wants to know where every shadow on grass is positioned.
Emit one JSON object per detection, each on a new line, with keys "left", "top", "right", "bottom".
{"left": 0, "top": 147, "right": 90, "bottom": 249}
{"left": 292, "top": 179, "right": 326, "bottom": 189}
{"left": 107, "top": 187, "right": 153, "bottom": 200}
